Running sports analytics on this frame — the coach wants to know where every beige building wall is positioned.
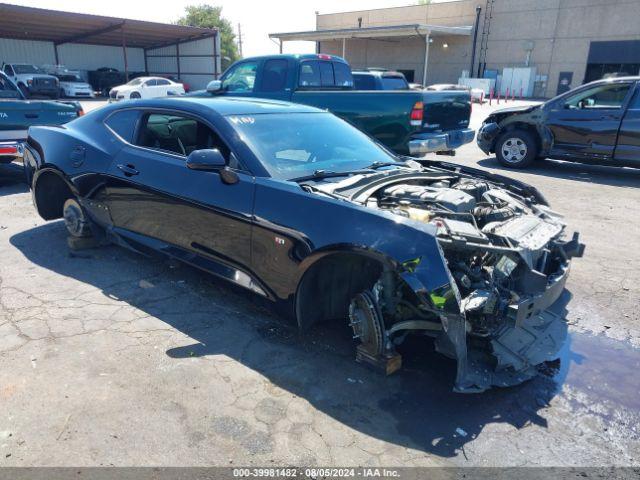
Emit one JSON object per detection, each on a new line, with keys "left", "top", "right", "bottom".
{"left": 316, "top": 0, "right": 640, "bottom": 98}
{"left": 484, "top": 0, "right": 640, "bottom": 97}
{"left": 317, "top": 0, "right": 478, "bottom": 85}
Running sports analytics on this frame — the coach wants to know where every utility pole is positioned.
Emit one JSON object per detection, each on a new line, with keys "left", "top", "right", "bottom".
{"left": 237, "top": 23, "right": 243, "bottom": 58}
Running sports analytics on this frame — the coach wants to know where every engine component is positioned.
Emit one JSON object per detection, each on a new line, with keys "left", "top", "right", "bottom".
{"left": 382, "top": 184, "right": 476, "bottom": 212}
{"left": 472, "top": 205, "right": 514, "bottom": 224}
{"left": 454, "top": 180, "right": 490, "bottom": 201}
{"left": 438, "top": 218, "right": 489, "bottom": 244}
{"left": 485, "top": 215, "right": 563, "bottom": 251}
{"left": 397, "top": 205, "right": 432, "bottom": 223}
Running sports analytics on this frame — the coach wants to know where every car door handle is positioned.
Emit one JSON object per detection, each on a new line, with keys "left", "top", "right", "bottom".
{"left": 117, "top": 164, "right": 139, "bottom": 177}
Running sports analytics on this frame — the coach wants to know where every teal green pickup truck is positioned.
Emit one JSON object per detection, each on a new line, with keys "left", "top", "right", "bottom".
{"left": 192, "top": 54, "right": 474, "bottom": 156}
{"left": 1, "top": 71, "right": 82, "bottom": 163}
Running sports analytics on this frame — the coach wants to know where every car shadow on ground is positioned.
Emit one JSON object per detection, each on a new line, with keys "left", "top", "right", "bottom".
{"left": 10, "top": 221, "right": 570, "bottom": 459}
{"left": 0, "top": 162, "right": 28, "bottom": 196}
{"left": 477, "top": 157, "right": 640, "bottom": 188}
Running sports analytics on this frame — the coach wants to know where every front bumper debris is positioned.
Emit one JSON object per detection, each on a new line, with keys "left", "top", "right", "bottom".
{"left": 409, "top": 128, "right": 475, "bottom": 156}
{"left": 438, "top": 256, "right": 575, "bottom": 393}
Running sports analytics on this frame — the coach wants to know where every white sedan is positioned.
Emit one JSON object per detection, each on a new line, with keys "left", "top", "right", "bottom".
{"left": 109, "top": 76, "right": 185, "bottom": 101}
{"left": 427, "top": 83, "right": 485, "bottom": 103}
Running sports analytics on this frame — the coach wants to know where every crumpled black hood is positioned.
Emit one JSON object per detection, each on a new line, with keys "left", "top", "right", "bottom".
{"left": 490, "top": 104, "right": 541, "bottom": 116}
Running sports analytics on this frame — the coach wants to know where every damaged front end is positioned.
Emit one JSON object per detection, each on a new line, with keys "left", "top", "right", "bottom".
{"left": 344, "top": 170, "right": 585, "bottom": 392}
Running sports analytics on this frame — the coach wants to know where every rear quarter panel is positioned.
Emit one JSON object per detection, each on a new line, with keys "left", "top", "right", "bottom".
{"left": 27, "top": 111, "right": 123, "bottom": 194}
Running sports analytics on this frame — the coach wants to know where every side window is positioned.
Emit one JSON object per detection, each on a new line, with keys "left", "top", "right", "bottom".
{"left": 3, "top": 65, "right": 13, "bottom": 76}
{"left": 564, "top": 83, "right": 632, "bottom": 109}
{"left": 260, "top": 59, "right": 288, "bottom": 92}
{"left": 298, "top": 61, "right": 321, "bottom": 88}
{"left": 145, "top": 79, "right": 157, "bottom": 87}
{"left": 222, "top": 61, "right": 258, "bottom": 92}
{"left": 156, "top": 79, "right": 170, "bottom": 86}
{"left": 104, "top": 109, "right": 141, "bottom": 143}
{"left": 319, "top": 62, "right": 334, "bottom": 87}
{"left": 136, "top": 112, "right": 230, "bottom": 160}
{"left": 333, "top": 62, "right": 353, "bottom": 88}
{"left": 353, "top": 74, "right": 376, "bottom": 90}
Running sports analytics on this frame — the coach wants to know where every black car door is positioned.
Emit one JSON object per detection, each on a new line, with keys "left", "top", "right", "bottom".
{"left": 103, "top": 109, "right": 257, "bottom": 288}
{"left": 544, "top": 81, "right": 633, "bottom": 161}
{"left": 614, "top": 82, "right": 640, "bottom": 167}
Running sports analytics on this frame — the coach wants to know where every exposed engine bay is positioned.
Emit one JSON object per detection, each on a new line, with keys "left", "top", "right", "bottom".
{"left": 307, "top": 164, "right": 585, "bottom": 392}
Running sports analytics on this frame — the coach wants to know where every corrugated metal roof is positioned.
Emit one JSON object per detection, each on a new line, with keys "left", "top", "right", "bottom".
{"left": 270, "top": 24, "right": 472, "bottom": 42}
{"left": 0, "top": 3, "right": 217, "bottom": 49}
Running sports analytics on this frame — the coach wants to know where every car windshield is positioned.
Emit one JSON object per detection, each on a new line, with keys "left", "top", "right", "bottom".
{"left": 126, "top": 78, "right": 144, "bottom": 86}
{"left": 0, "top": 74, "right": 20, "bottom": 98}
{"left": 228, "top": 112, "right": 401, "bottom": 180}
{"left": 13, "top": 64, "right": 41, "bottom": 74}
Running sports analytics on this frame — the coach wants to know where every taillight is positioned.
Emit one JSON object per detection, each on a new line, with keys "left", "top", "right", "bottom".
{"left": 410, "top": 101, "right": 423, "bottom": 126}
{"left": 0, "top": 145, "right": 18, "bottom": 156}
{"left": 77, "top": 109, "right": 84, "bottom": 117}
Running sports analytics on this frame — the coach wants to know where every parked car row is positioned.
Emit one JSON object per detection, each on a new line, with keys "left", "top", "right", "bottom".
{"left": 1, "top": 61, "right": 192, "bottom": 100}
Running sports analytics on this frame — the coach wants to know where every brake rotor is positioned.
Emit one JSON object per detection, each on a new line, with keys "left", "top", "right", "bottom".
{"left": 348, "top": 290, "right": 385, "bottom": 357}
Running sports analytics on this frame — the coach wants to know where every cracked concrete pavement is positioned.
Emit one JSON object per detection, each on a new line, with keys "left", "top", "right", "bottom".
{"left": 0, "top": 100, "right": 639, "bottom": 467}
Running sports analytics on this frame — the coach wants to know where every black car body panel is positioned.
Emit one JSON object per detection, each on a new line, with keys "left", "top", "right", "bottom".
{"left": 477, "top": 76, "right": 640, "bottom": 167}
{"left": 24, "top": 97, "right": 584, "bottom": 392}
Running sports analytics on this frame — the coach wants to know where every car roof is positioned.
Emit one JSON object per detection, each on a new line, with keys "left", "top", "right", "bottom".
{"left": 108, "top": 96, "right": 324, "bottom": 116}
{"left": 237, "top": 53, "right": 348, "bottom": 64}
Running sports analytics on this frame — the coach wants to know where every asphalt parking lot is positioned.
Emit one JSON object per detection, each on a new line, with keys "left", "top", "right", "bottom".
{"left": 1, "top": 99, "right": 639, "bottom": 467}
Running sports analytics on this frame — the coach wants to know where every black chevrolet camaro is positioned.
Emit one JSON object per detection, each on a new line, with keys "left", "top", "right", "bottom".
{"left": 23, "top": 97, "right": 584, "bottom": 392}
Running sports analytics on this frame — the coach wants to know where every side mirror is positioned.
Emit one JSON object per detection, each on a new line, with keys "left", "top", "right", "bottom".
{"left": 186, "top": 148, "right": 239, "bottom": 185}
{"left": 206, "top": 80, "right": 223, "bottom": 94}
{"left": 186, "top": 149, "right": 226, "bottom": 170}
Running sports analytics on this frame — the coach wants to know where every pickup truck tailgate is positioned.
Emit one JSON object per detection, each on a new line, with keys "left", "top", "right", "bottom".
{"left": 421, "top": 91, "right": 471, "bottom": 132}
{"left": 0, "top": 100, "right": 78, "bottom": 141}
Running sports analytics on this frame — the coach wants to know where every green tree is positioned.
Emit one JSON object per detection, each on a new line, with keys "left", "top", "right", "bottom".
{"left": 177, "top": 4, "right": 239, "bottom": 70}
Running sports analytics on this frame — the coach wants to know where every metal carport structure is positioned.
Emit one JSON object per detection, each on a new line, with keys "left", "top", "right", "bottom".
{"left": 0, "top": 3, "right": 221, "bottom": 88}
{"left": 270, "top": 24, "right": 472, "bottom": 85}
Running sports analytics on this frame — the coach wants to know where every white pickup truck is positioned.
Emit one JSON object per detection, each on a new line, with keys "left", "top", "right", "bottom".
{"left": 1, "top": 63, "right": 59, "bottom": 99}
